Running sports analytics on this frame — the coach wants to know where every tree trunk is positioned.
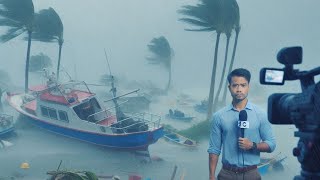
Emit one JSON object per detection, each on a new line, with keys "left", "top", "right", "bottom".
{"left": 222, "top": 28, "right": 240, "bottom": 106}
{"left": 25, "top": 30, "right": 32, "bottom": 93}
{"left": 56, "top": 42, "right": 63, "bottom": 81}
{"left": 206, "top": 32, "right": 221, "bottom": 121}
{"left": 213, "top": 34, "right": 230, "bottom": 111}
{"left": 165, "top": 62, "right": 172, "bottom": 92}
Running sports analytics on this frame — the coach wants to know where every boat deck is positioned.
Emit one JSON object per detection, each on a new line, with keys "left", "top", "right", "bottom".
{"left": 97, "top": 115, "right": 117, "bottom": 126}
{"left": 24, "top": 100, "right": 37, "bottom": 115}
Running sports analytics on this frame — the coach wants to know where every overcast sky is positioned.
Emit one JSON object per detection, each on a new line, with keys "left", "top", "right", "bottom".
{"left": 1, "top": 0, "right": 319, "bottom": 93}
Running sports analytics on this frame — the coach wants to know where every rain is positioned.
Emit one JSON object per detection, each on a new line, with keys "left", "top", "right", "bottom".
{"left": 0, "top": 0, "right": 319, "bottom": 179}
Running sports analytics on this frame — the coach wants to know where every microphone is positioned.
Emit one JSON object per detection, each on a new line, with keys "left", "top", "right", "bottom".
{"left": 238, "top": 110, "right": 248, "bottom": 138}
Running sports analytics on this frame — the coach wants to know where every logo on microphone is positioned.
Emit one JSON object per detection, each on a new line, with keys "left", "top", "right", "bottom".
{"left": 238, "top": 121, "right": 249, "bottom": 128}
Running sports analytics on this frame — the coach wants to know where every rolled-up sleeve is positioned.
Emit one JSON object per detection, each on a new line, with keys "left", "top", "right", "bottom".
{"left": 207, "top": 113, "right": 222, "bottom": 155}
{"left": 259, "top": 112, "right": 276, "bottom": 152}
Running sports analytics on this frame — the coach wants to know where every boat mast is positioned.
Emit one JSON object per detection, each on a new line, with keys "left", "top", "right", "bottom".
{"left": 104, "top": 49, "right": 125, "bottom": 120}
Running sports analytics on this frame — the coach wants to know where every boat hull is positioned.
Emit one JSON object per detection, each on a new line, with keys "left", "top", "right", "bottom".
{"left": 0, "top": 127, "right": 14, "bottom": 138}
{"left": 21, "top": 114, "right": 163, "bottom": 150}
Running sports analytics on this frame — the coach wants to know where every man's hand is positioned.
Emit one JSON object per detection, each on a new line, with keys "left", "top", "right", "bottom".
{"left": 238, "top": 137, "right": 253, "bottom": 150}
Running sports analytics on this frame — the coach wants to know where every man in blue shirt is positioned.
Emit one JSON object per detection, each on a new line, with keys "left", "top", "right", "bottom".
{"left": 208, "top": 68, "right": 276, "bottom": 180}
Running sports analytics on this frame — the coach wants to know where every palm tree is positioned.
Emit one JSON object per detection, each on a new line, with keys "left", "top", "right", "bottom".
{"left": 0, "top": 0, "right": 35, "bottom": 93}
{"left": 179, "top": 0, "right": 227, "bottom": 120}
{"left": 213, "top": 0, "right": 240, "bottom": 111}
{"left": 32, "top": 7, "right": 64, "bottom": 81}
{"left": 146, "top": 36, "right": 174, "bottom": 92}
{"left": 221, "top": 3, "right": 240, "bottom": 107}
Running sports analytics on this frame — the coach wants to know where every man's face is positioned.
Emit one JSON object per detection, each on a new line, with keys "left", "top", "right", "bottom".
{"left": 228, "top": 76, "right": 249, "bottom": 102}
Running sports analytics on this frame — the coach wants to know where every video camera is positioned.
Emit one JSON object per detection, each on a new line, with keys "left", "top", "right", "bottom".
{"left": 260, "top": 46, "right": 320, "bottom": 180}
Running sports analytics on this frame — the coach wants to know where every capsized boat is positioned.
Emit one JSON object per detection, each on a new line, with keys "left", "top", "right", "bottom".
{"left": 163, "top": 130, "right": 197, "bottom": 147}
{"left": 6, "top": 80, "right": 163, "bottom": 150}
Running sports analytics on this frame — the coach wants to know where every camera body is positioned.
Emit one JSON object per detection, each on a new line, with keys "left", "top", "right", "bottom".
{"left": 260, "top": 46, "right": 320, "bottom": 179}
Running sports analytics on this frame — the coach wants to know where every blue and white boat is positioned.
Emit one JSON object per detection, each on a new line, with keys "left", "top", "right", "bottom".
{"left": 6, "top": 80, "right": 163, "bottom": 150}
{"left": 258, "top": 153, "right": 287, "bottom": 175}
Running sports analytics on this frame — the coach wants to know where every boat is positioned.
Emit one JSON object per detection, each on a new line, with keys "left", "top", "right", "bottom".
{"left": 165, "top": 109, "right": 194, "bottom": 121}
{"left": 258, "top": 153, "right": 287, "bottom": 175}
{"left": 0, "top": 113, "right": 14, "bottom": 137}
{"left": 163, "top": 130, "right": 197, "bottom": 147}
{"left": 6, "top": 78, "right": 164, "bottom": 150}
{"left": 0, "top": 139, "right": 13, "bottom": 148}
{"left": 193, "top": 99, "right": 208, "bottom": 114}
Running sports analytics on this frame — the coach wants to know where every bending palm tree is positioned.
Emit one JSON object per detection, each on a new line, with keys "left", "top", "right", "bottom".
{"left": 221, "top": 5, "right": 241, "bottom": 106}
{"left": 0, "top": 0, "right": 35, "bottom": 93}
{"left": 179, "top": 0, "right": 226, "bottom": 120}
{"left": 32, "top": 7, "right": 64, "bottom": 81}
{"left": 213, "top": 0, "right": 240, "bottom": 111}
{"left": 146, "top": 36, "right": 174, "bottom": 92}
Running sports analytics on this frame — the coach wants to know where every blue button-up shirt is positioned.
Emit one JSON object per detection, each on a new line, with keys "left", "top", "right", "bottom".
{"left": 207, "top": 101, "right": 276, "bottom": 167}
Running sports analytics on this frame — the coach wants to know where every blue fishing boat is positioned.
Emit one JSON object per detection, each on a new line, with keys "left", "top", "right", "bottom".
{"left": 258, "top": 153, "right": 287, "bottom": 175}
{"left": 6, "top": 79, "right": 164, "bottom": 150}
{"left": 163, "top": 130, "right": 197, "bottom": 147}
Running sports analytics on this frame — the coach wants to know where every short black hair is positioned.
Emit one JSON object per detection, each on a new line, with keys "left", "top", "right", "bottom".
{"left": 227, "top": 68, "right": 251, "bottom": 84}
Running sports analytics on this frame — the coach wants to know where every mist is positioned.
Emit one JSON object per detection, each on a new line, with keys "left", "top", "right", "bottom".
{"left": 0, "top": 0, "right": 319, "bottom": 179}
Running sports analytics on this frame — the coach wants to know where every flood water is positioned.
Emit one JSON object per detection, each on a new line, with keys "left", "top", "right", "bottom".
{"left": 0, "top": 92, "right": 301, "bottom": 180}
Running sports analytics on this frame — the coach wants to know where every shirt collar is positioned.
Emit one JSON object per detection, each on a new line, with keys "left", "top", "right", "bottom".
{"left": 227, "top": 100, "right": 253, "bottom": 111}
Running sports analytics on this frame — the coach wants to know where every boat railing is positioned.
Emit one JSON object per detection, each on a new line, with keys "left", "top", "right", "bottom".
{"left": 92, "top": 111, "right": 162, "bottom": 134}
{"left": 131, "top": 112, "right": 162, "bottom": 127}
{"left": 87, "top": 109, "right": 113, "bottom": 123}
{"left": 110, "top": 118, "right": 149, "bottom": 133}
{"left": 89, "top": 100, "right": 129, "bottom": 123}
{"left": 111, "top": 112, "right": 162, "bottom": 130}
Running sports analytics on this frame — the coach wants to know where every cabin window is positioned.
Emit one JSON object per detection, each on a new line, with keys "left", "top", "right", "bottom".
{"left": 48, "top": 108, "right": 58, "bottom": 120}
{"left": 58, "top": 111, "right": 69, "bottom": 122}
{"left": 40, "top": 106, "right": 49, "bottom": 117}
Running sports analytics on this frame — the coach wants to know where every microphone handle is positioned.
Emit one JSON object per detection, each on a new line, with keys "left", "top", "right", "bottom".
{"left": 240, "top": 128, "right": 244, "bottom": 138}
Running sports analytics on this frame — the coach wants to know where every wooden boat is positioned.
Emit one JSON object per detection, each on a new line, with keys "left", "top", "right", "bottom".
{"left": 165, "top": 109, "right": 194, "bottom": 122}
{"left": 193, "top": 99, "right": 208, "bottom": 114}
{"left": 6, "top": 79, "right": 164, "bottom": 150}
{"left": 0, "top": 113, "right": 14, "bottom": 137}
{"left": 258, "top": 153, "right": 287, "bottom": 175}
{"left": 163, "top": 131, "right": 197, "bottom": 147}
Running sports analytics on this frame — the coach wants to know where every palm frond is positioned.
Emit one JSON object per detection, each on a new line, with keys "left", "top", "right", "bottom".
{"left": 32, "top": 7, "right": 63, "bottom": 43}
{"left": 178, "top": 4, "right": 217, "bottom": 26}
{"left": 148, "top": 36, "right": 172, "bottom": 58}
{"left": 0, "top": 18, "right": 20, "bottom": 27}
{"left": 0, "top": 0, "right": 34, "bottom": 28}
{"left": 146, "top": 36, "right": 173, "bottom": 69}
{"left": 184, "top": 27, "right": 216, "bottom": 32}
{"left": 178, "top": 0, "right": 240, "bottom": 34}
{"left": 0, "top": 26, "right": 25, "bottom": 42}
{"left": 179, "top": 18, "right": 212, "bottom": 28}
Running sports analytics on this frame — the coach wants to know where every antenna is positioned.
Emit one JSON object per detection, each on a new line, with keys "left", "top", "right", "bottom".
{"left": 104, "top": 48, "right": 112, "bottom": 77}
{"left": 103, "top": 49, "right": 123, "bottom": 120}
